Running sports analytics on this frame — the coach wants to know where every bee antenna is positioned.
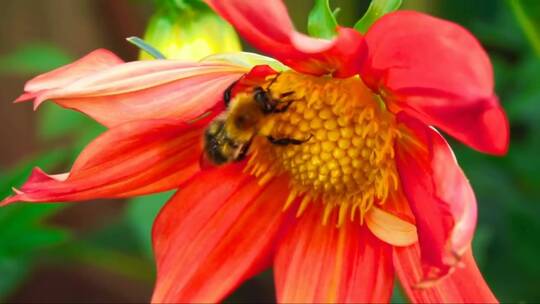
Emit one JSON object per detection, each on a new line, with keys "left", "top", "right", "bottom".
{"left": 265, "top": 73, "right": 281, "bottom": 93}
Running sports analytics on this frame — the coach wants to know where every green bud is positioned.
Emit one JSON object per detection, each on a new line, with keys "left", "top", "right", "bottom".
{"left": 140, "top": 0, "right": 242, "bottom": 60}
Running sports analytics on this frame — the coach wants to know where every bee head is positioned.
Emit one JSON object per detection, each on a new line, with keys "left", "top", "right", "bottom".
{"left": 223, "top": 65, "right": 278, "bottom": 107}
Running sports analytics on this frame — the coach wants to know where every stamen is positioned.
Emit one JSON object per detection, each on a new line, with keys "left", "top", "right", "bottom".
{"left": 283, "top": 189, "right": 298, "bottom": 211}
{"left": 296, "top": 195, "right": 312, "bottom": 217}
{"left": 247, "top": 71, "right": 400, "bottom": 226}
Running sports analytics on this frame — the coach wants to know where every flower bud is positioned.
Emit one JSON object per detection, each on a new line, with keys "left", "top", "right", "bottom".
{"left": 140, "top": 0, "right": 242, "bottom": 60}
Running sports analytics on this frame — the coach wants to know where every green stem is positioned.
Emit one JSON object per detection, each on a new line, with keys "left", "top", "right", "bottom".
{"left": 126, "top": 36, "right": 166, "bottom": 60}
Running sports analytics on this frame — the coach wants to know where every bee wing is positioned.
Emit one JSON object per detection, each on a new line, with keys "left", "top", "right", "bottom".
{"left": 232, "top": 138, "right": 253, "bottom": 161}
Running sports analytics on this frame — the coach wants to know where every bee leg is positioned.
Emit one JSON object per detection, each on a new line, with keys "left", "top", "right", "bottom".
{"left": 279, "top": 91, "right": 295, "bottom": 98}
{"left": 272, "top": 98, "right": 298, "bottom": 113}
{"left": 267, "top": 134, "right": 312, "bottom": 146}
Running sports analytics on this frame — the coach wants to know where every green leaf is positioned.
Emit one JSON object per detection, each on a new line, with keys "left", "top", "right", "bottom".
{"left": 127, "top": 36, "right": 166, "bottom": 59}
{"left": 0, "top": 43, "right": 73, "bottom": 75}
{"left": 508, "top": 0, "right": 540, "bottom": 56}
{"left": 308, "top": 0, "right": 338, "bottom": 39}
{"left": 354, "top": 0, "right": 402, "bottom": 33}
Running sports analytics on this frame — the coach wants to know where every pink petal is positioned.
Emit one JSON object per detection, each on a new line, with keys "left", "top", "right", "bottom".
{"left": 1, "top": 117, "right": 212, "bottom": 205}
{"left": 17, "top": 50, "right": 247, "bottom": 127}
{"left": 16, "top": 49, "right": 123, "bottom": 100}
{"left": 205, "top": 0, "right": 365, "bottom": 77}
{"left": 361, "top": 11, "right": 508, "bottom": 155}
{"left": 395, "top": 113, "right": 477, "bottom": 282}
{"left": 151, "top": 164, "right": 291, "bottom": 303}
{"left": 394, "top": 244, "right": 497, "bottom": 303}
{"left": 274, "top": 206, "right": 394, "bottom": 303}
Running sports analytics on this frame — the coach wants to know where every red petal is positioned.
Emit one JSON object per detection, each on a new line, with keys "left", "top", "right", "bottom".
{"left": 395, "top": 114, "right": 477, "bottom": 282}
{"left": 361, "top": 11, "right": 508, "bottom": 155}
{"left": 1, "top": 117, "right": 211, "bottom": 205}
{"left": 205, "top": 0, "right": 365, "bottom": 77}
{"left": 394, "top": 244, "right": 497, "bottom": 303}
{"left": 274, "top": 206, "right": 394, "bottom": 303}
{"left": 18, "top": 51, "right": 246, "bottom": 127}
{"left": 229, "top": 65, "right": 278, "bottom": 97}
{"left": 151, "top": 165, "right": 290, "bottom": 303}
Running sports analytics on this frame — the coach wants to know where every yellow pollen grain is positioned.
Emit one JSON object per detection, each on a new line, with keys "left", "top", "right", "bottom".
{"left": 247, "top": 71, "right": 400, "bottom": 226}
{"left": 338, "top": 138, "right": 350, "bottom": 149}
{"left": 310, "top": 117, "right": 323, "bottom": 129}
{"left": 324, "top": 119, "right": 338, "bottom": 130}
{"left": 327, "top": 130, "right": 340, "bottom": 142}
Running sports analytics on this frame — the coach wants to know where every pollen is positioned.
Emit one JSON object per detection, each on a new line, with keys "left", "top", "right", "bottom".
{"left": 245, "top": 71, "right": 400, "bottom": 226}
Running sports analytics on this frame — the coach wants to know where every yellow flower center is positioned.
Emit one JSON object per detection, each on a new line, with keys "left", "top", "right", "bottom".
{"left": 245, "top": 71, "right": 400, "bottom": 226}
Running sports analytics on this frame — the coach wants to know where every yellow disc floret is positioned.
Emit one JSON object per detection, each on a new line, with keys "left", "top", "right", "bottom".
{"left": 245, "top": 71, "right": 400, "bottom": 226}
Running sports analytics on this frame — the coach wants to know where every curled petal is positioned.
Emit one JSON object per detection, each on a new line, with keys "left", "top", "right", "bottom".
{"left": 205, "top": 0, "right": 365, "bottom": 77}
{"left": 228, "top": 65, "right": 279, "bottom": 98}
{"left": 17, "top": 50, "right": 247, "bottom": 127}
{"left": 1, "top": 117, "right": 211, "bottom": 205}
{"left": 395, "top": 113, "right": 477, "bottom": 282}
{"left": 365, "top": 206, "right": 417, "bottom": 247}
{"left": 274, "top": 206, "right": 394, "bottom": 303}
{"left": 394, "top": 244, "right": 497, "bottom": 303}
{"left": 362, "top": 11, "right": 508, "bottom": 155}
{"left": 202, "top": 51, "right": 288, "bottom": 71}
{"left": 152, "top": 165, "right": 290, "bottom": 303}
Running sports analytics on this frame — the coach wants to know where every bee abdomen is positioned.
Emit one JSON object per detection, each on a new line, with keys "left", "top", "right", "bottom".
{"left": 204, "top": 124, "right": 230, "bottom": 165}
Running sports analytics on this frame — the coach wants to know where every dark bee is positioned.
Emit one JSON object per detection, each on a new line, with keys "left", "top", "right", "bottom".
{"left": 203, "top": 74, "right": 309, "bottom": 165}
{"left": 203, "top": 117, "right": 250, "bottom": 165}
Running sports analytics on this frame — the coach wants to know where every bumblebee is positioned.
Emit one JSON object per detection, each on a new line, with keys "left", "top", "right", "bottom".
{"left": 203, "top": 75, "right": 308, "bottom": 165}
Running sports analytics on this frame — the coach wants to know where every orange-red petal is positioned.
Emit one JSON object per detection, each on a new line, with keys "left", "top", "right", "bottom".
{"left": 1, "top": 117, "right": 210, "bottom": 205}
{"left": 361, "top": 11, "right": 508, "bottom": 155}
{"left": 205, "top": 0, "right": 365, "bottom": 77}
{"left": 396, "top": 113, "right": 477, "bottom": 282}
{"left": 17, "top": 50, "right": 247, "bottom": 127}
{"left": 394, "top": 244, "right": 497, "bottom": 303}
{"left": 274, "top": 206, "right": 394, "bottom": 303}
{"left": 151, "top": 165, "right": 290, "bottom": 303}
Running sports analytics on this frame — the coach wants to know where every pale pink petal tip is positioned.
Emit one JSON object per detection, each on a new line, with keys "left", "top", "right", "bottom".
{"left": 0, "top": 195, "right": 16, "bottom": 206}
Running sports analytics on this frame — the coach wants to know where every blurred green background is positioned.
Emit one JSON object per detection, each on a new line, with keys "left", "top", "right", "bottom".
{"left": 0, "top": 0, "right": 539, "bottom": 302}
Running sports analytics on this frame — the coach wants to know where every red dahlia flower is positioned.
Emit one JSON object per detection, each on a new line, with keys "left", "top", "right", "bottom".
{"left": 2, "top": 1, "right": 507, "bottom": 303}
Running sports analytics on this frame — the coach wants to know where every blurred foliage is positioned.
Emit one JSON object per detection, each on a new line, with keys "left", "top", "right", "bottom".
{"left": 0, "top": 151, "right": 70, "bottom": 297}
{"left": 0, "top": 43, "right": 76, "bottom": 299}
{"left": 0, "top": 0, "right": 539, "bottom": 302}
{"left": 125, "top": 192, "right": 171, "bottom": 258}
{"left": 508, "top": 0, "right": 540, "bottom": 56}
{"left": 0, "top": 42, "right": 104, "bottom": 300}
{"left": 0, "top": 43, "right": 73, "bottom": 75}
